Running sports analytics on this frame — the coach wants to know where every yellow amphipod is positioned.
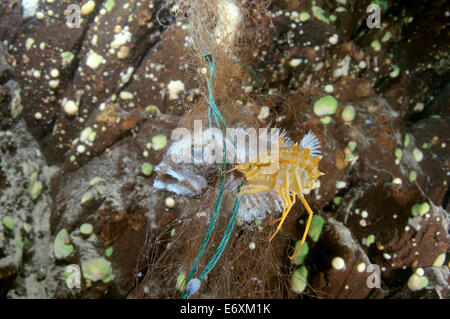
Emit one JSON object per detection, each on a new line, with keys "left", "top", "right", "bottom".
{"left": 233, "top": 131, "right": 324, "bottom": 259}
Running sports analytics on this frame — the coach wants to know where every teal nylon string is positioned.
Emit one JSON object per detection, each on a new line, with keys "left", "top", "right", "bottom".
{"left": 182, "top": 183, "right": 242, "bottom": 299}
{"left": 200, "top": 183, "right": 243, "bottom": 276}
{"left": 182, "top": 55, "right": 242, "bottom": 299}
{"left": 234, "top": 60, "right": 259, "bottom": 84}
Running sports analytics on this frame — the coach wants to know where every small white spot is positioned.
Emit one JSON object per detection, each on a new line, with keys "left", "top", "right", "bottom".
{"left": 36, "top": 11, "right": 44, "bottom": 20}
{"left": 356, "top": 263, "right": 366, "bottom": 273}
{"left": 289, "top": 58, "right": 302, "bottom": 67}
{"left": 415, "top": 268, "right": 424, "bottom": 276}
{"left": 49, "top": 79, "right": 59, "bottom": 89}
{"left": 257, "top": 106, "right": 270, "bottom": 121}
{"left": 119, "top": 91, "right": 134, "bottom": 100}
{"left": 324, "top": 84, "right": 334, "bottom": 93}
{"left": 32, "top": 70, "right": 41, "bottom": 78}
{"left": 331, "top": 257, "right": 345, "bottom": 270}
{"left": 165, "top": 196, "right": 176, "bottom": 208}
{"left": 25, "top": 38, "right": 35, "bottom": 51}
{"left": 86, "top": 50, "right": 105, "bottom": 70}
{"left": 22, "top": 0, "right": 39, "bottom": 19}
{"left": 63, "top": 100, "right": 78, "bottom": 116}
{"left": 50, "top": 68, "right": 60, "bottom": 78}
{"left": 336, "top": 181, "right": 347, "bottom": 189}
{"left": 167, "top": 80, "right": 185, "bottom": 100}
{"left": 81, "top": 0, "right": 96, "bottom": 15}
{"left": 412, "top": 148, "right": 423, "bottom": 162}
{"left": 413, "top": 102, "right": 424, "bottom": 112}
{"left": 111, "top": 29, "right": 132, "bottom": 48}
{"left": 328, "top": 34, "right": 339, "bottom": 45}
{"left": 249, "top": 242, "right": 256, "bottom": 250}
{"left": 76, "top": 145, "right": 86, "bottom": 153}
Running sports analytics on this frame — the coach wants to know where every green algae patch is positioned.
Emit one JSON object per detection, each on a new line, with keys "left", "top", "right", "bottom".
{"left": 291, "top": 241, "right": 309, "bottom": 266}
{"left": 141, "top": 162, "right": 154, "bottom": 176}
{"left": 81, "top": 258, "right": 113, "bottom": 283}
{"left": 308, "top": 215, "right": 325, "bottom": 242}
{"left": 54, "top": 229, "right": 74, "bottom": 260}
{"left": 313, "top": 96, "right": 338, "bottom": 116}
{"left": 312, "top": 6, "right": 329, "bottom": 24}
{"left": 80, "top": 223, "right": 93, "bottom": 235}
{"left": 291, "top": 266, "right": 308, "bottom": 293}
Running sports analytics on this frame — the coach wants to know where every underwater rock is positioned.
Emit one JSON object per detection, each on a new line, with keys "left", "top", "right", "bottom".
{"left": 308, "top": 219, "right": 381, "bottom": 298}
{"left": 335, "top": 183, "right": 450, "bottom": 288}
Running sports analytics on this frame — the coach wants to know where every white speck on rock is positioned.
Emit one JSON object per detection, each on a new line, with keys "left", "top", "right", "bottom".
{"left": 333, "top": 55, "right": 351, "bottom": 78}
{"left": 167, "top": 80, "right": 185, "bottom": 100}
{"left": 111, "top": 29, "right": 132, "bottom": 49}
{"left": 289, "top": 58, "right": 302, "bottom": 67}
{"left": 357, "top": 263, "right": 366, "bottom": 273}
{"left": 25, "top": 38, "right": 35, "bottom": 51}
{"left": 328, "top": 34, "right": 339, "bottom": 45}
{"left": 257, "top": 106, "right": 270, "bottom": 121}
{"left": 324, "top": 84, "right": 334, "bottom": 93}
{"left": 214, "top": 0, "right": 243, "bottom": 45}
{"left": 415, "top": 268, "right": 424, "bottom": 276}
{"left": 22, "top": 0, "right": 39, "bottom": 20}
{"left": 335, "top": 181, "right": 347, "bottom": 189}
{"left": 76, "top": 145, "right": 86, "bottom": 153}
{"left": 332, "top": 257, "right": 345, "bottom": 270}
{"left": 86, "top": 50, "right": 105, "bottom": 70}
{"left": 412, "top": 148, "right": 423, "bottom": 162}
{"left": 63, "top": 100, "right": 78, "bottom": 116}
{"left": 165, "top": 196, "right": 176, "bottom": 208}
{"left": 119, "top": 91, "right": 134, "bottom": 100}
{"left": 413, "top": 102, "right": 424, "bottom": 112}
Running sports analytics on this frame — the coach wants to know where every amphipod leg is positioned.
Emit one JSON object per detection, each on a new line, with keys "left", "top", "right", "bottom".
{"left": 238, "top": 184, "right": 271, "bottom": 197}
{"left": 270, "top": 192, "right": 296, "bottom": 224}
{"left": 269, "top": 189, "right": 291, "bottom": 241}
{"left": 290, "top": 170, "right": 315, "bottom": 259}
{"left": 269, "top": 191, "right": 296, "bottom": 240}
{"left": 289, "top": 194, "right": 314, "bottom": 259}
{"left": 269, "top": 168, "right": 296, "bottom": 241}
